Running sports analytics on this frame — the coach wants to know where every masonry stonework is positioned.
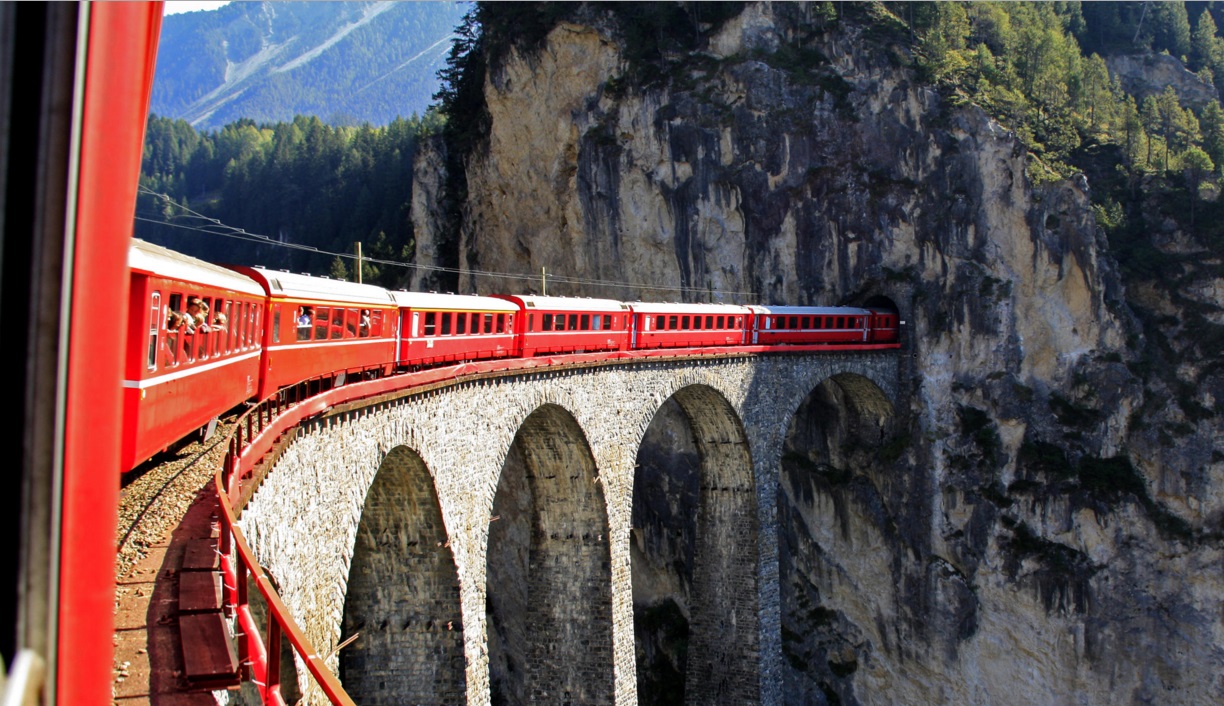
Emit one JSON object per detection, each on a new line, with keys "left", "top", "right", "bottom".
{"left": 236, "top": 352, "right": 899, "bottom": 705}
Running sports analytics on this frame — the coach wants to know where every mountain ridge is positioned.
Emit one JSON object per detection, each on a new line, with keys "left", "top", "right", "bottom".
{"left": 152, "top": 1, "right": 467, "bottom": 128}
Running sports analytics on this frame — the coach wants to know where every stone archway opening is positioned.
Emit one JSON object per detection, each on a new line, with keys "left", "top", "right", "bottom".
{"left": 778, "top": 373, "right": 896, "bottom": 705}
{"left": 486, "top": 403, "right": 613, "bottom": 706}
{"left": 340, "top": 446, "right": 464, "bottom": 705}
{"left": 631, "top": 384, "right": 758, "bottom": 706}
{"left": 861, "top": 294, "right": 899, "bottom": 312}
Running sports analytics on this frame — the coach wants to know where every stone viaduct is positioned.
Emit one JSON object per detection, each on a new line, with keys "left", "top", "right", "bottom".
{"left": 235, "top": 351, "right": 902, "bottom": 706}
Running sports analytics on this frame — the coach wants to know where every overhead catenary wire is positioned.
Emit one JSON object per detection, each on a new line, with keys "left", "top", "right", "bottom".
{"left": 135, "top": 186, "right": 760, "bottom": 299}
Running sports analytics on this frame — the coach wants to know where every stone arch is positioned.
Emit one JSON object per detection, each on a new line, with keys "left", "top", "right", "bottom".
{"left": 486, "top": 403, "right": 613, "bottom": 706}
{"left": 777, "top": 372, "right": 897, "bottom": 705}
{"left": 631, "top": 383, "right": 759, "bottom": 706}
{"left": 339, "top": 445, "right": 465, "bottom": 705}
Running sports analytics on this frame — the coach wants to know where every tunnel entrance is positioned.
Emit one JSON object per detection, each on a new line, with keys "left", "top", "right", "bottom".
{"left": 339, "top": 446, "right": 465, "bottom": 705}
{"left": 486, "top": 404, "right": 613, "bottom": 705}
{"left": 631, "top": 385, "right": 759, "bottom": 706}
{"left": 778, "top": 373, "right": 896, "bottom": 705}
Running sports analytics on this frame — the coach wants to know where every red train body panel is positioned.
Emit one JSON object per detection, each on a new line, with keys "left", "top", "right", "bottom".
{"left": 495, "top": 295, "right": 632, "bottom": 356}
{"left": 629, "top": 302, "right": 753, "bottom": 349}
{"left": 228, "top": 266, "right": 399, "bottom": 398}
{"left": 393, "top": 291, "right": 519, "bottom": 367}
{"left": 748, "top": 305, "right": 877, "bottom": 345}
{"left": 122, "top": 240, "right": 265, "bottom": 470}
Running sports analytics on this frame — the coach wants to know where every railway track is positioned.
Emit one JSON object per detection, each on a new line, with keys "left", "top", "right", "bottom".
{"left": 115, "top": 416, "right": 237, "bottom": 581}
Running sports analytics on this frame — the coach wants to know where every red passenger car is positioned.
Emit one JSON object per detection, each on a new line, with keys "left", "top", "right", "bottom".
{"left": 748, "top": 305, "right": 878, "bottom": 345}
{"left": 229, "top": 267, "right": 398, "bottom": 397}
{"left": 122, "top": 239, "right": 266, "bottom": 471}
{"left": 392, "top": 291, "right": 519, "bottom": 367}
{"left": 629, "top": 302, "right": 752, "bottom": 350}
{"left": 866, "top": 307, "right": 901, "bottom": 344}
{"left": 496, "top": 295, "right": 632, "bottom": 356}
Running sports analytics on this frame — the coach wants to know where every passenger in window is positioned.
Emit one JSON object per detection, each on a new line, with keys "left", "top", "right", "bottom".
{"left": 187, "top": 298, "right": 209, "bottom": 332}
{"left": 360, "top": 309, "right": 371, "bottom": 337}
{"left": 212, "top": 312, "right": 227, "bottom": 330}
{"left": 297, "top": 307, "right": 313, "bottom": 341}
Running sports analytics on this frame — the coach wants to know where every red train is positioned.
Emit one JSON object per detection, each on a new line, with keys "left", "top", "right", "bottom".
{"left": 121, "top": 239, "right": 901, "bottom": 472}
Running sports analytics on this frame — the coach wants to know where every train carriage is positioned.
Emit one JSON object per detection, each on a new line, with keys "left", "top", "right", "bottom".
{"left": 122, "top": 239, "right": 266, "bottom": 471}
{"left": 495, "top": 295, "right": 632, "bottom": 356}
{"left": 392, "top": 291, "right": 519, "bottom": 367}
{"left": 629, "top": 302, "right": 753, "bottom": 350}
{"left": 748, "top": 305, "right": 880, "bottom": 345}
{"left": 228, "top": 267, "right": 398, "bottom": 397}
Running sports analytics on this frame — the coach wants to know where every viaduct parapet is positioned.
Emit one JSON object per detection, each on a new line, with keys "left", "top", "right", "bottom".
{"left": 236, "top": 351, "right": 901, "bottom": 706}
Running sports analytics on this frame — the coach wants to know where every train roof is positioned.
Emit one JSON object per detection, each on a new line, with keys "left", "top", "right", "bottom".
{"left": 627, "top": 301, "right": 754, "bottom": 315}
{"left": 129, "top": 239, "right": 265, "bottom": 296}
{"left": 390, "top": 291, "right": 518, "bottom": 312}
{"left": 495, "top": 294, "right": 629, "bottom": 312}
{"left": 746, "top": 305, "right": 872, "bottom": 316}
{"left": 232, "top": 266, "right": 397, "bottom": 306}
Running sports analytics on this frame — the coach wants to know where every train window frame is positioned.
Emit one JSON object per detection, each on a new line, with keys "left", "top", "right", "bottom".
{"left": 315, "top": 307, "right": 330, "bottom": 341}
{"left": 330, "top": 308, "right": 344, "bottom": 340}
{"left": 441, "top": 312, "right": 452, "bottom": 336}
{"left": 655, "top": 315, "right": 664, "bottom": 330}
{"left": 716, "top": 315, "right": 725, "bottom": 329}
{"left": 456, "top": 311, "right": 467, "bottom": 335}
{"left": 669, "top": 315, "right": 678, "bottom": 330}
{"left": 581, "top": 314, "right": 590, "bottom": 330}
{"left": 569, "top": 314, "right": 578, "bottom": 330}
{"left": 592, "top": 314, "right": 601, "bottom": 330}
{"left": 497, "top": 313, "right": 506, "bottom": 333}
{"left": 424, "top": 311, "right": 436, "bottom": 336}
{"left": 198, "top": 323, "right": 209, "bottom": 361}
{"left": 370, "top": 310, "right": 383, "bottom": 337}
{"left": 147, "top": 292, "right": 161, "bottom": 371}
{"left": 484, "top": 313, "right": 493, "bottom": 334}
{"left": 682, "top": 315, "right": 690, "bottom": 329}
{"left": 272, "top": 306, "right": 281, "bottom": 344}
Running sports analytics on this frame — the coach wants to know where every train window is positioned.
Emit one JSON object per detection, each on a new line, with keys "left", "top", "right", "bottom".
{"left": 606, "top": 315, "right": 616, "bottom": 330}
{"left": 669, "top": 315, "right": 678, "bottom": 329}
{"left": 315, "top": 307, "right": 330, "bottom": 340}
{"left": 484, "top": 313, "right": 493, "bottom": 333}
{"left": 568, "top": 314, "right": 578, "bottom": 330}
{"left": 581, "top": 314, "right": 590, "bottom": 330}
{"left": 331, "top": 309, "right": 344, "bottom": 339}
{"left": 506, "top": 314, "right": 514, "bottom": 332}
{"left": 557, "top": 314, "right": 568, "bottom": 331}
{"left": 705, "top": 316, "right": 713, "bottom": 329}
{"left": 441, "top": 312, "right": 452, "bottom": 335}
{"left": 346, "top": 309, "right": 359, "bottom": 338}
{"left": 147, "top": 292, "right": 161, "bottom": 371}
{"left": 716, "top": 316, "right": 725, "bottom": 329}
{"left": 272, "top": 307, "right": 281, "bottom": 344}
{"left": 655, "top": 315, "right": 664, "bottom": 329}
{"left": 683, "top": 315, "right": 691, "bottom": 329}
{"left": 592, "top": 314, "right": 601, "bottom": 330}
{"left": 370, "top": 310, "right": 382, "bottom": 337}
{"left": 295, "top": 305, "right": 310, "bottom": 342}
{"left": 540, "top": 313, "right": 551, "bottom": 331}
{"left": 456, "top": 312, "right": 467, "bottom": 335}
{"left": 497, "top": 313, "right": 506, "bottom": 333}
{"left": 836, "top": 317, "right": 844, "bottom": 329}
{"left": 424, "top": 312, "right": 436, "bottom": 336}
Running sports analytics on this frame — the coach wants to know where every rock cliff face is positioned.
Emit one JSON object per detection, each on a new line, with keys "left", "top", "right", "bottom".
{"left": 413, "top": 3, "right": 1223, "bottom": 703}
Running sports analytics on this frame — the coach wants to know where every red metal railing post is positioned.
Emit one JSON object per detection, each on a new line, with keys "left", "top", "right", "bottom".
{"left": 266, "top": 616, "right": 283, "bottom": 702}
{"left": 236, "top": 558, "right": 250, "bottom": 681}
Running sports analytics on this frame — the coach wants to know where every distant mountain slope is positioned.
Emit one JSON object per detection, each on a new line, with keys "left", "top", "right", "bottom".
{"left": 152, "top": 1, "right": 467, "bottom": 128}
